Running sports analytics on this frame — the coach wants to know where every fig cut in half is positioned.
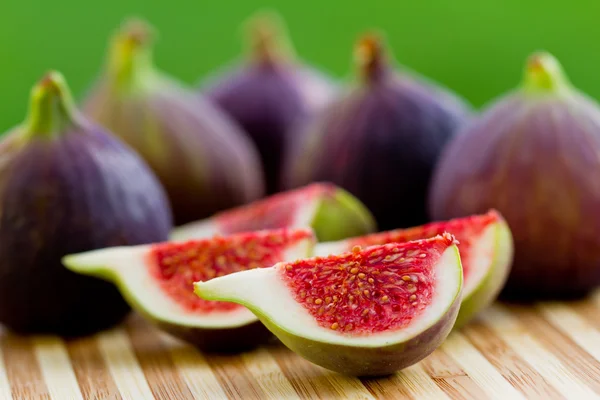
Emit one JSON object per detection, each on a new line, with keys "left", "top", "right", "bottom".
{"left": 63, "top": 229, "right": 315, "bottom": 351}
{"left": 171, "top": 182, "right": 376, "bottom": 242}
{"left": 195, "top": 233, "right": 462, "bottom": 376}
{"left": 316, "top": 210, "right": 513, "bottom": 327}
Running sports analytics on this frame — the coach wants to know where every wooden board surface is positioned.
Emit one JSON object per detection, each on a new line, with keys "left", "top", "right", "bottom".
{"left": 2, "top": 292, "right": 600, "bottom": 400}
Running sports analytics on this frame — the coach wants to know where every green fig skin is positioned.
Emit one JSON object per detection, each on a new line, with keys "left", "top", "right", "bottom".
{"left": 309, "top": 184, "right": 377, "bottom": 242}
{"left": 257, "top": 297, "right": 460, "bottom": 376}
{"left": 0, "top": 72, "right": 172, "bottom": 336}
{"left": 171, "top": 182, "right": 377, "bottom": 243}
{"left": 454, "top": 218, "right": 513, "bottom": 328}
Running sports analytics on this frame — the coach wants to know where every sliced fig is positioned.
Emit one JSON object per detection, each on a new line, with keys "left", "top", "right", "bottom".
{"left": 195, "top": 234, "right": 462, "bottom": 376}
{"left": 63, "top": 229, "right": 315, "bottom": 351}
{"left": 315, "top": 211, "right": 513, "bottom": 327}
{"left": 172, "top": 182, "right": 376, "bottom": 242}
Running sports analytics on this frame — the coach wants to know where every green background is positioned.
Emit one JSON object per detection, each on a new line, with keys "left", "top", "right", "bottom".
{"left": 1, "top": 0, "right": 599, "bottom": 131}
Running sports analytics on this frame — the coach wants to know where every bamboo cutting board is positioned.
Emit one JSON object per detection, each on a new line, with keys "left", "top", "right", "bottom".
{"left": 2, "top": 292, "right": 600, "bottom": 400}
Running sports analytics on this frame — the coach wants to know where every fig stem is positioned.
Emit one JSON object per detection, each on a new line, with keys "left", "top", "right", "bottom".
{"left": 246, "top": 11, "right": 294, "bottom": 64}
{"left": 523, "top": 52, "right": 570, "bottom": 93}
{"left": 355, "top": 33, "right": 387, "bottom": 82}
{"left": 107, "top": 18, "right": 156, "bottom": 91}
{"left": 24, "top": 71, "right": 82, "bottom": 138}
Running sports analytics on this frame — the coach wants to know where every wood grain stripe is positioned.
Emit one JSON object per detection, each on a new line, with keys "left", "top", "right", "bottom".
{"left": 241, "top": 347, "right": 300, "bottom": 400}
{"left": 66, "top": 336, "right": 122, "bottom": 400}
{"left": 508, "top": 305, "right": 600, "bottom": 394}
{"left": 205, "top": 352, "right": 268, "bottom": 400}
{"left": 32, "top": 336, "right": 83, "bottom": 400}
{"left": 271, "top": 345, "right": 374, "bottom": 399}
{"left": 539, "top": 303, "right": 600, "bottom": 362}
{"left": 0, "top": 333, "right": 13, "bottom": 400}
{"left": 441, "top": 332, "right": 526, "bottom": 400}
{"left": 2, "top": 335, "right": 50, "bottom": 400}
{"left": 97, "top": 328, "right": 155, "bottom": 400}
{"left": 421, "top": 348, "right": 488, "bottom": 400}
{"left": 126, "top": 318, "right": 194, "bottom": 400}
{"left": 363, "top": 363, "right": 450, "bottom": 400}
{"left": 486, "top": 306, "right": 600, "bottom": 399}
{"left": 462, "top": 320, "right": 563, "bottom": 399}
{"left": 161, "top": 336, "right": 228, "bottom": 400}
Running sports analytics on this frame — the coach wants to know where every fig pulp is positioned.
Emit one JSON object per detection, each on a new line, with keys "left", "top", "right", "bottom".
{"left": 195, "top": 234, "right": 463, "bottom": 376}
{"left": 284, "top": 33, "right": 471, "bottom": 230}
{"left": 171, "top": 182, "right": 377, "bottom": 242}
{"left": 430, "top": 52, "right": 600, "bottom": 299}
{"left": 204, "top": 12, "right": 336, "bottom": 194}
{"left": 0, "top": 72, "right": 172, "bottom": 336}
{"left": 316, "top": 211, "right": 514, "bottom": 327}
{"left": 84, "top": 18, "right": 264, "bottom": 225}
{"left": 64, "top": 229, "right": 315, "bottom": 351}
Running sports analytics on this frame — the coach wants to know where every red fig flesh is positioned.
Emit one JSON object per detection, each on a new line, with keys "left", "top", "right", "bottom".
{"left": 64, "top": 229, "right": 315, "bottom": 351}
{"left": 195, "top": 234, "right": 463, "bottom": 375}
{"left": 316, "top": 211, "right": 514, "bottom": 326}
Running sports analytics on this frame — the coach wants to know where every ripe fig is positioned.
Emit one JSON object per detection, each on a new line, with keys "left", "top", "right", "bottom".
{"left": 195, "top": 234, "right": 463, "bottom": 376}
{"left": 316, "top": 211, "right": 513, "bottom": 327}
{"left": 284, "top": 33, "right": 472, "bottom": 230}
{"left": 172, "top": 183, "right": 376, "bottom": 242}
{"left": 83, "top": 18, "right": 264, "bottom": 225}
{"left": 64, "top": 229, "right": 315, "bottom": 351}
{"left": 203, "top": 11, "right": 336, "bottom": 194}
{"left": 0, "top": 71, "right": 172, "bottom": 336}
{"left": 430, "top": 52, "right": 600, "bottom": 299}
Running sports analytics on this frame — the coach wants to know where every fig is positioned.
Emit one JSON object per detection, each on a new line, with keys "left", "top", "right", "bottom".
{"left": 195, "top": 234, "right": 463, "bottom": 376}
{"left": 284, "top": 33, "right": 472, "bottom": 230}
{"left": 430, "top": 52, "right": 600, "bottom": 299}
{"left": 203, "top": 11, "right": 336, "bottom": 194}
{"left": 316, "top": 210, "right": 513, "bottom": 327}
{"left": 83, "top": 18, "right": 264, "bottom": 225}
{"left": 172, "top": 182, "right": 376, "bottom": 242}
{"left": 63, "top": 229, "right": 315, "bottom": 351}
{"left": 0, "top": 71, "right": 172, "bottom": 336}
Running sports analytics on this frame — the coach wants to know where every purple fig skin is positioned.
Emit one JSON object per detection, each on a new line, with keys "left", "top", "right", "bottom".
{"left": 156, "top": 320, "right": 274, "bottom": 353}
{"left": 204, "top": 13, "right": 336, "bottom": 195}
{"left": 0, "top": 72, "right": 172, "bottom": 336}
{"left": 285, "top": 35, "right": 471, "bottom": 230}
{"left": 84, "top": 19, "right": 265, "bottom": 225}
{"left": 429, "top": 52, "right": 600, "bottom": 299}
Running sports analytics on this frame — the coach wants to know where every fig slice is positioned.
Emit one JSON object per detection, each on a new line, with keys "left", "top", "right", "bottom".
{"left": 195, "top": 234, "right": 462, "bottom": 376}
{"left": 171, "top": 182, "right": 376, "bottom": 242}
{"left": 315, "top": 210, "right": 514, "bottom": 327}
{"left": 63, "top": 229, "right": 315, "bottom": 351}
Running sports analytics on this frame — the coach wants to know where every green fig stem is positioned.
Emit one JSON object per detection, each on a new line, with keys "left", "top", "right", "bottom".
{"left": 24, "top": 71, "right": 82, "bottom": 139}
{"left": 107, "top": 18, "right": 157, "bottom": 91}
{"left": 354, "top": 33, "right": 388, "bottom": 83}
{"left": 246, "top": 11, "right": 295, "bottom": 65}
{"left": 523, "top": 52, "right": 571, "bottom": 94}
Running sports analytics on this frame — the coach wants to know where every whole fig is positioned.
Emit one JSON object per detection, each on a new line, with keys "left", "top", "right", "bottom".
{"left": 285, "top": 33, "right": 471, "bottom": 230}
{"left": 0, "top": 71, "right": 172, "bottom": 336}
{"left": 204, "top": 12, "right": 336, "bottom": 194}
{"left": 430, "top": 52, "right": 600, "bottom": 299}
{"left": 84, "top": 19, "right": 264, "bottom": 225}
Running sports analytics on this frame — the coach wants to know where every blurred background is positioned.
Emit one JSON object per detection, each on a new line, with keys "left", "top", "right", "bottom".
{"left": 0, "top": 0, "right": 599, "bottom": 131}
